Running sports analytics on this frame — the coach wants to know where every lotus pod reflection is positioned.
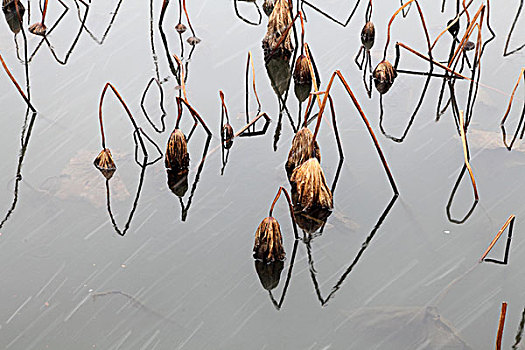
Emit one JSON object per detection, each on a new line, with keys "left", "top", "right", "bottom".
{"left": 294, "top": 207, "right": 332, "bottom": 234}
{"left": 28, "top": 22, "right": 46, "bottom": 36}
{"left": 167, "top": 169, "right": 189, "bottom": 198}
{"left": 255, "top": 259, "right": 284, "bottom": 291}
{"left": 361, "top": 21, "right": 375, "bottom": 50}
{"left": 262, "top": 0, "right": 293, "bottom": 61}
{"left": 165, "top": 129, "right": 190, "bottom": 172}
{"left": 262, "top": 0, "right": 275, "bottom": 16}
{"left": 290, "top": 158, "right": 333, "bottom": 211}
{"left": 285, "top": 127, "right": 320, "bottom": 176}
{"left": 93, "top": 148, "right": 116, "bottom": 180}
{"left": 265, "top": 56, "right": 291, "bottom": 98}
{"left": 222, "top": 123, "right": 234, "bottom": 149}
{"left": 253, "top": 217, "right": 285, "bottom": 262}
{"left": 373, "top": 60, "right": 397, "bottom": 94}
{"left": 175, "top": 23, "right": 187, "bottom": 34}
{"left": 2, "top": 0, "right": 24, "bottom": 34}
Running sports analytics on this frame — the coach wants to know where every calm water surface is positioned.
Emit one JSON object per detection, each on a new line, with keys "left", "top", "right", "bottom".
{"left": 0, "top": 0, "right": 524, "bottom": 348}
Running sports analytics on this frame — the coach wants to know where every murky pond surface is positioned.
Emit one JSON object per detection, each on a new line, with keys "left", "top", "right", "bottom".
{"left": 0, "top": 0, "right": 525, "bottom": 348}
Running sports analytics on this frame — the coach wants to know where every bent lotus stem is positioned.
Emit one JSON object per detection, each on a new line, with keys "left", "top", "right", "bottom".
{"left": 173, "top": 54, "right": 187, "bottom": 102}
{"left": 458, "top": 110, "right": 478, "bottom": 201}
{"left": 98, "top": 83, "right": 147, "bottom": 157}
{"left": 503, "top": 0, "right": 525, "bottom": 56}
{"left": 0, "top": 53, "right": 36, "bottom": 112}
{"left": 316, "top": 70, "right": 399, "bottom": 196}
{"left": 383, "top": 0, "right": 432, "bottom": 61}
{"left": 245, "top": 51, "right": 262, "bottom": 124}
{"left": 480, "top": 215, "right": 515, "bottom": 263}
{"left": 175, "top": 96, "right": 211, "bottom": 137}
{"left": 219, "top": 90, "right": 230, "bottom": 125}
{"left": 182, "top": 0, "right": 197, "bottom": 38}
{"left": 500, "top": 68, "right": 525, "bottom": 151}
{"left": 431, "top": 0, "right": 475, "bottom": 49}
{"left": 269, "top": 186, "right": 299, "bottom": 239}
{"left": 448, "top": 4, "right": 484, "bottom": 67}
{"left": 40, "top": 0, "right": 49, "bottom": 24}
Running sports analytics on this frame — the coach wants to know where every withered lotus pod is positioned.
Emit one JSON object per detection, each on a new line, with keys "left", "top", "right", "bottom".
{"left": 28, "top": 22, "right": 46, "bottom": 36}
{"left": 290, "top": 158, "right": 333, "bottom": 211}
{"left": 262, "top": 0, "right": 275, "bottom": 16}
{"left": 165, "top": 128, "right": 190, "bottom": 172}
{"left": 262, "top": 0, "right": 293, "bottom": 61}
{"left": 447, "top": 19, "right": 459, "bottom": 38}
{"left": 293, "top": 206, "right": 332, "bottom": 234}
{"left": 294, "top": 81, "right": 311, "bottom": 103}
{"left": 3, "top": 0, "right": 25, "bottom": 34}
{"left": 187, "top": 36, "right": 201, "bottom": 46}
{"left": 361, "top": 21, "right": 375, "bottom": 50}
{"left": 167, "top": 168, "right": 189, "bottom": 198}
{"left": 93, "top": 148, "right": 116, "bottom": 180}
{"left": 285, "top": 127, "right": 320, "bottom": 177}
{"left": 253, "top": 216, "right": 285, "bottom": 262}
{"left": 222, "top": 123, "right": 234, "bottom": 149}
{"left": 373, "top": 60, "right": 397, "bottom": 94}
{"left": 255, "top": 259, "right": 284, "bottom": 291}
{"left": 175, "top": 23, "right": 187, "bottom": 34}
{"left": 293, "top": 55, "right": 311, "bottom": 85}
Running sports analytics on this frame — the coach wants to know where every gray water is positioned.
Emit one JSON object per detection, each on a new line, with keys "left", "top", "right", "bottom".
{"left": 0, "top": 0, "right": 524, "bottom": 348}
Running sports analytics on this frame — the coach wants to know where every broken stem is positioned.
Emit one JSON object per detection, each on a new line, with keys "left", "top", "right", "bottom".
{"left": 269, "top": 186, "right": 299, "bottom": 240}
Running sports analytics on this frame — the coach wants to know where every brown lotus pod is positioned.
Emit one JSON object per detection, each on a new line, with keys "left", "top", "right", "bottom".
{"left": 361, "top": 21, "right": 375, "bottom": 50}
{"left": 165, "top": 128, "right": 190, "bottom": 171}
{"left": 93, "top": 148, "right": 116, "bottom": 180}
{"left": 255, "top": 259, "right": 284, "bottom": 291}
{"left": 290, "top": 158, "right": 333, "bottom": 211}
{"left": 3, "top": 0, "right": 25, "bottom": 34}
{"left": 175, "top": 23, "right": 186, "bottom": 34}
{"left": 293, "top": 206, "right": 332, "bottom": 234}
{"left": 262, "top": 0, "right": 293, "bottom": 61}
{"left": 28, "top": 22, "right": 46, "bottom": 36}
{"left": 187, "top": 36, "right": 201, "bottom": 46}
{"left": 293, "top": 55, "right": 311, "bottom": 85}
{"left": 285, "top": 127, "right": 321, "bottom": 177}
{"left": 373, "top": 60, "right": 397, "bottom": 94}
{"left": 167, "top": 168, "right": 189, "bottom": 198}
{"left": 262, "top": 0, "right": 275, "bottom": 16}
{"left": 253, "top": 216, "right": 285, "bottom": 262}
{"left": 222, "top": 123, "right": 234, "bottom": 149}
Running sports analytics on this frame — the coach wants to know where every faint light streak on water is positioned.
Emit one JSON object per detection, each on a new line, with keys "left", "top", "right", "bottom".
{"left": 35, "top": 262, "right": 66, "bottom": 297}
{"left": 110, "top": 329, "right": 133, "bottom": 350}
{"left": 175, "top": 321, "right": 204, "bottom": 350}
{"left": 64, "top": 294, "right": 90, "bottom": 322}
{"left": 24, "top": 209, "right": 64, "bottom": 241}
{"left": 363, "top": 259, "right": 419, "bottom": 306}
{"left": 5, "top": 295, "right": 32, "bottom": 324}
{"left": 230, "top": 303, "right": 264, "bottom": 339}
{"left": 139, "top": 329, "right": 161, "bottom": 350}
{"left": 6, "top": 303, "right": 58, "bottom": 349}
{"left": 40, "top": 277, "right": 67, "bottom": 310}
{"left": 84, "top": 219, "right": 113, "bottom": 240}
{"left": 27, "top": 317, "right": 63, "bottom": 349}
{"left": 122, "top": 237, "right": 153, "bottom": 266}
{"left": 73, "top": 261, "right": 112, "bottom": 298}
{"left": 421, "top": 257, "right": 466, "bottom": 288}
{"left": 457, "top": 286, "right": 502, "bottom": 333}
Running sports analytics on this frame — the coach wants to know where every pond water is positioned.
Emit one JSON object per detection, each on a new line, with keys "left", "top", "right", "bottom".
{"left": 0, "top": 0, "right": 524, "bottom": 348}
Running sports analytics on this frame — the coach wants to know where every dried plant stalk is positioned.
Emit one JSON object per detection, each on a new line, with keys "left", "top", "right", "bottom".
{"left": 253, "top": 217, "right": 285, "bottom": 262}
{"left": 262, "top": 0, "right": 293, "bottom": 60}
{"left": 290, "top": 158, "right": 333, "bottom": 211}
{"left": 500, "top": 68, "right": 525, "bottom": 150}
{"left": 480, "top": 215, "right": 515, "bottom": 263}
{"left": 165, "top": 129, "right": 190, "bottom": 172}
{"left": 459, "top": 110, "right": 479, "bottom": 201}
{"left": 28, "top": 0, "right": 48, "bottom": 35}
{"left": 286, "top": 127, "right": 320, "bottom": 176}
{"left": 496, "top": 302, "right": 508, "bottom": 350}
